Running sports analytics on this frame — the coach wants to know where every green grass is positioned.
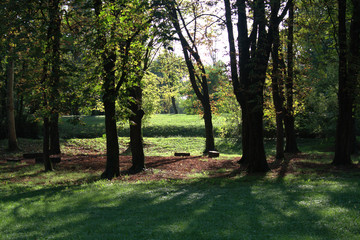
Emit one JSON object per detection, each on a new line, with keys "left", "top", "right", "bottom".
{"left": 59, "top": 114, "right": 225, "bottom": 138}
{"left": 1, "top": 174, "right": 359, "bottom": 239}
{"left": 1, "top": 115, "right": 359, "bottom": 239}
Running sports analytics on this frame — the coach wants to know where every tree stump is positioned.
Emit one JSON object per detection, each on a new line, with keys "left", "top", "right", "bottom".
{"left": 208, "top": 151, "right": 220, "bottom": 158}
{"left": 174, "top": 152, "right": 190, "bottom": 156}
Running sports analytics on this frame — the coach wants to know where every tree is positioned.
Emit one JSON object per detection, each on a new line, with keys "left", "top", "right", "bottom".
{"left": 284, "top": 0, "right": 299, "bottom": 153}
{"left": 166, "top": 0, "right": 217, "bottom": 153}
{"left": 48, "top": 0, "right": 62, "bottom": 155}
{"left": 94, "top": 0, "right": 166, "bottom": 178}
{"left": 224, "top": 0, "right": 289, "bottom": 172}
{"left": 333, "top": 0, "right": 360, "bottom": 165}
{"left": 93, "top": 0, "right": 120, "bottom": 179}
{"left": 40, "top": 0, "right": 63, "bottom": 171}
{"left": 6, "top": 53, "right": 19, "bottom": 151}
{"left": 271, "top": 20, "right": 285, "bottom": 160}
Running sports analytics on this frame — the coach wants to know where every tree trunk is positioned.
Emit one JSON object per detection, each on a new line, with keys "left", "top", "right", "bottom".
{"left": 102, "top": 93, "right": 120, "bottom": 179}
{"left": 48, "top": 0, "right": 61, "bottom": 155}
{"left": 271, "top": 25, "right": 285, "bottom": 160}
{"left": 101, "top": 49, "right": 119, "bottom": 179}
{"left": 203, "top": 99, "right": 216, "bottom": 153}
{"left": 94, "top": 0, "right": 120, "bottom": 179}
{"left": 168, "top": 2, "right": 216, "bottom": 153}
{"left": 43, "top": 117, "right": 52, "bottom": 171}
{"left": 171, "top": 96, "right": 178, "bottom": 114}
{"left": 351, "top": 119, "right": 358, "bottom": 155}
{"left": 128, "top": 86, "right": 145, "bottom": 174}
{"left": 284, "top": 0, "right": 300, "bottom": 153}
{"left": 333, "top": 0, "right": 351, "bottom": 165}
{"left": 246, "top": 99, "right": 269, "bottom": 172}
{"left": 50, "top": 113, "right": 60, "bottom": 154}
{"left": 6, "top": 56, "right": 19, "bottom": 151}
{"left": 333, "top": 0, "right": 360, "bottom": 165}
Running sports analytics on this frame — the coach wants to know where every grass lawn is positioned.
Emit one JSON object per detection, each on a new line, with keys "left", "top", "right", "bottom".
{"left": 1, "top": 170, "right": 360, "bottom": 240}
{"left": 60, "top": 114, "right": 225, "bottom": 138}
{"left": 1, "top": 114, "right": 360, "bottom": 239}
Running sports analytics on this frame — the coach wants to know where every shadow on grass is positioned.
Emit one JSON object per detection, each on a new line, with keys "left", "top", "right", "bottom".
{"left": 146, "top": 156, "right": 202, "bottom": 169}
{"left": 2, "top": 177, "right": 359, "bottom": 239}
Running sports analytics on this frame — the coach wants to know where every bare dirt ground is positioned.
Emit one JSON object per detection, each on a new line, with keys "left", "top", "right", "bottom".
{"left": 1, "top": 151, "right": 360, "bottom": 182}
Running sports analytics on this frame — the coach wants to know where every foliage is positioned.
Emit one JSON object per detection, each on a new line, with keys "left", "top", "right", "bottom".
{"left": 149, "top": 49, "right": 188, "bottom": 114}
{"left": 293, "top": 0, "right": 339, "bottom": 137}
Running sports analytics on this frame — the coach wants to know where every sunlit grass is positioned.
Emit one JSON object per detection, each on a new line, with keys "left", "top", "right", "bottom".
{"left": 0, "top": 175, "right": 359, "bottom": 240}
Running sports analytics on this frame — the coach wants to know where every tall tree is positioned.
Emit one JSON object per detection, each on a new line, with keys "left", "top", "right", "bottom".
{"left": 94, "top": 0, "right": 165, "bottom": 178}
{"left": 333, "top": 0, "right": 360, "bottom": 165}
{"left": 41, "top": 0, "right": 63, "bottom": 171}
{"left": 94, "top": 0, "right": 120, "bottom": 179}
{"left": 284, "top": 0, "right": 299, "bottom": 153}
{"left": 6, "top": 54, "right": 19, "bottom": 151}
{"left": 271, "top": 22, "right": 285, "bottom": 160}
{"left": 49, "top": 0, "right": 62, "bottom": 155}
{"left": 167, "top": 0, "right": 217, "bottom": 153}
{"left": 224, "top": 0, "right": 289, "bottom": 172}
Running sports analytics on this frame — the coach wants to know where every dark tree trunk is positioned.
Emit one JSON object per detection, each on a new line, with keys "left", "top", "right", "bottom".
{"left": 284, "top": 0, "right": 300, "bottom": 153}
{"left": 47, "top": 0, "right": 61, "bottom": 155}
{"left": 203, "top": 99, "right": 216, "bottom": 153}
{"left": 50, "top": 113, "right": 60, "bottom": 154}
{"left": 246, "top": 97, "right": 269, "bottom": 172}
{"left": 224, "top": 0, "right": 287, "bottom": 172}
{"left": 94, "top": 0, "right": 120, "bottom": 179}
{"left": 171, "top": 96, "right": 178, "bottom": 114}
{"left": 102, "top": 93, "right": 120, "bottom": 179}
{"left": 43, "top": 116, "right": 52, "bottom": 171}
{"left": 224, "top": 0, "right": 269, "bottom": 173}
{"left": 6, "top": 56, "right": 19, "bottom": 151}
{"left": 128, "top": 86, "right": 145, "bottom": 174}
{"left": 271, "top": 25, "right": 285, "bottom": 160}
{"left": 333, "top": 0, "right": 360, "bottom": 165}
{"left": 100, "top": 48, "right": 119, "bottom": 180}
{"left": 351, "top": 119, "right": 358, "bottom": 154}
{"left": 349, "top": 0, "right": 360, "bottom": 157}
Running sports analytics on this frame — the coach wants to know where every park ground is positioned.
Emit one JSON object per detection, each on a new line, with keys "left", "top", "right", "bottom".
{"left": 0, "top": 114, "right": 360, "bottom": 239}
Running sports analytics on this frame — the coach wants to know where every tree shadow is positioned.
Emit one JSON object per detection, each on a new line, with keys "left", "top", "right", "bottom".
{"left": 145, "top": 156, "right": 201, "bottom": 168}
{"left": 2, "top": 178, "right": 357, "bottom": 239}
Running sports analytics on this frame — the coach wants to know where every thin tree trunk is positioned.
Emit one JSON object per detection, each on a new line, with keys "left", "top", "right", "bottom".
{"left": 271, "top": 25, "right": 285, "bottom": 160}
{"left": 203, "top": 99, "right": 216, "bottom": 153}
{"left": 171, "top": 96, "right": 178, "bottom": 114}
{"left": 49, "top": 0, "right": 61, "bottom": 155}
{"left": 284, "top": 0, "right": 300, "bottom": 153}
{"left": 6, "top": 56, "right": 19, "bottom": 151}
{"left": 43, "top": 116, "right": 52, "bottom": 171}
{"left": 168, "top": 2, "right": 216, "bottom": 153}
{"left": 128, "top": 86, "right": 145, "bottom": 174}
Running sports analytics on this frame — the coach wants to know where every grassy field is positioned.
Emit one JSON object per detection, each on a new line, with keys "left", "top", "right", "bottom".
{"left": 1, "top": 171, "right": 360, "bottom": 239}
{"left": 1, "top": 114, "right": 360, "bottom": 239}
{"left": 59, "top": 114, "right": 226, "bottom": 138}
{"left": 57, "top": 114, "right": 335, "bottom": 157}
